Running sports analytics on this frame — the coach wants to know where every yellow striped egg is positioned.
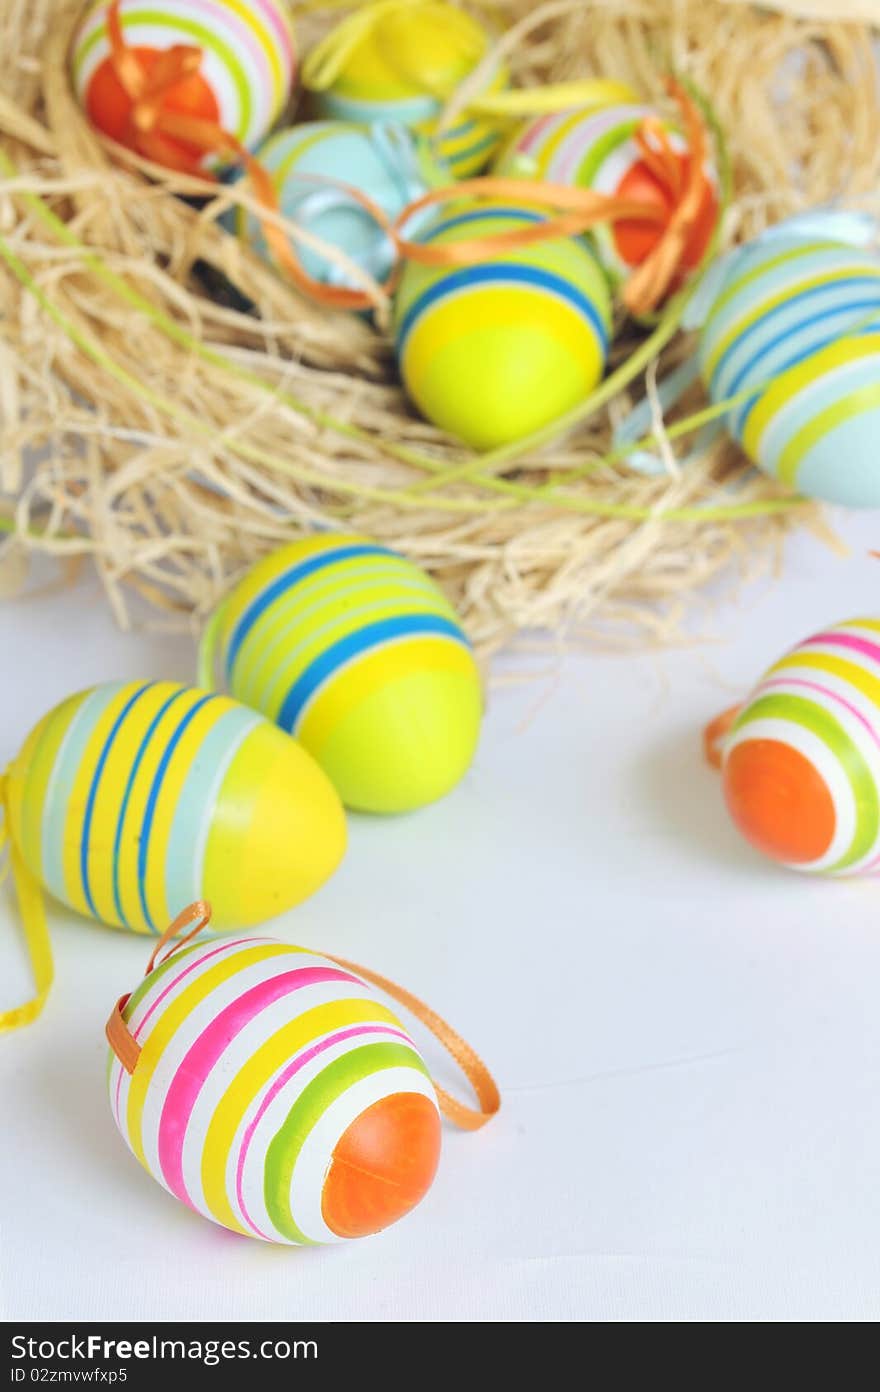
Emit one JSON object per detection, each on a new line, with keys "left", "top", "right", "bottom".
{"left": 200, "top": 534, "right": 482, "bottom": 814}
{"left": 394, "top": 200, "right": 612, "bottom": 449}
{"left": 5, "top": 681, "right": 346, "bottom": 934}
{"left": 302, "top": 2, "right": 506, "bottom": 178}
{"left": 109, "top": 935, "right": 441, "bottom": 1243}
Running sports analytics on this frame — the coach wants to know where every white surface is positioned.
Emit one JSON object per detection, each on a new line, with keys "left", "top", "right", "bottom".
{"left": 2, "top": 517, "right": 880, "bottom": 1323}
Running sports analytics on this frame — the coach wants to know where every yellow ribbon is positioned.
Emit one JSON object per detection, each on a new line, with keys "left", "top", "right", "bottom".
{"left": 0, "top": 772, "right": 53, "bottom": 1032}
{"left": 301, "top": 0, "right": 637, "bottom": 118}
{"left": 467, "top": 81, "right": 639, "bottom": 117}
{"left": 302, "top": 0, "right": 484, "bottom": 92}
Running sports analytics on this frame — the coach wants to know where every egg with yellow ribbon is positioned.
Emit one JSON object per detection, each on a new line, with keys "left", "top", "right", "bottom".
{"left": 301, "top": 0, "right": 506, "bottom": 177}
{"left": 3, "top": 680, "right": 346, "bottom": 935}
{"left": 393, "top": 199, "right": 613, "bottom": 450}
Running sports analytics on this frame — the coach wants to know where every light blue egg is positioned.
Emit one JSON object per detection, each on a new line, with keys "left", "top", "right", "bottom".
{"left": 698, "top": 226, "right": 880, "bottom": 507}
{"left": 234, "top": 120, "right": 431, "bottom": 289}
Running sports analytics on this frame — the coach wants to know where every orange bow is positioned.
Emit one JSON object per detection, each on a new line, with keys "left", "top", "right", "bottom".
{"left": 106, "top": 0, "right": 392, "bottom": 310}
{"left": 104, "top": 1, "right": 716, "bottom": 315}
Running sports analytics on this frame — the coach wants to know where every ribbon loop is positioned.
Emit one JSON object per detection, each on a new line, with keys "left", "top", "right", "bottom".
{"left": 105, "top": 900, "right": 500, "bottom": 1130}
{"left": 703, "top": 704, "right": 743, "bottom": 770}
{"left": 324, "top": 952, "right": 500, "bottom": 1131}
{"left": 145, "top": 899, "right": 213, "bottom": 975}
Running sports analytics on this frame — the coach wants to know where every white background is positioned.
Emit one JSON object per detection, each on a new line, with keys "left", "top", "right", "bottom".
{"left": 2, "top": 512, "right": 880, "bottom": 1322}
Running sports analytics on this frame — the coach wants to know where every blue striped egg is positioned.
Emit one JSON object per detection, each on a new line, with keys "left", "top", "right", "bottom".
{"left": 200, "top": 534, "right": 483, "bottom": 814}
{"left": 698, "top": 233, "right": 880, "bottom": 506}
{"left": 5, "top": 682, "right": 346, "bottom": 934}
{"left": 393, "top": 200, "right": 612, "bottom": 450}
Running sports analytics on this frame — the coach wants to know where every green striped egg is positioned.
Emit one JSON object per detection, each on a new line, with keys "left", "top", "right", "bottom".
{"left": 495, "top": 101, "right": 719, "bottom": 287}
{"left": 720, "top": 617, "right": 880, "bottom": 875}
{"left": 200, "top": 534, "right": 483, "bottom": 814}
{"left": 394, "top": 200, "right": 612, "bottom": 450}
{"left": 698, "top": 233, "right": 880, "bottom": 506}
{"left": 109, "top": 934, "right": 441, "bottom": 1243}
{"left": 5, "top": 681, "right": 346, "bottom": 934}
{"left": 71, "top": 0, "right": 297, "bottom": 164}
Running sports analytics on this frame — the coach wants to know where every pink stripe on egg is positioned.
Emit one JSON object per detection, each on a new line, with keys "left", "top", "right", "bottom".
{"left": 112, "top": 937, "right": 257, "bottom": 1127}
{"left": 518, "top": 111, "right": 562, "bottom": 153}
{"left": 156, "top": 968, "right": 362, "bottom": 1209}
{"left": 803, "top": 631, "right": 880, "bottom": 666}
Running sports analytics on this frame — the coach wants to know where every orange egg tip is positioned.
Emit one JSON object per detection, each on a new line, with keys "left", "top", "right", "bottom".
{"left": 322, "top": 1092, "right": 442, "bottom": 1239}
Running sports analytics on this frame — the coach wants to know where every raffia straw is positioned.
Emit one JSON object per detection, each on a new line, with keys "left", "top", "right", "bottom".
{"left": 0, "top": 0, "right": 876, "bottom": 657}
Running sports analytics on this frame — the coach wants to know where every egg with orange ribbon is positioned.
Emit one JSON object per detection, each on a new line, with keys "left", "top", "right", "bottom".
{"left": 494, "top": 98, "right": 720, "bottom": 293}
{"left": 105, "top": 902, "right": 500, "bottom": 1244}
{"left": 710, "top": 617, "right": 880, "bottom": 876}
{"left": 71, "top": 0, "right": 297, "bottom": 173}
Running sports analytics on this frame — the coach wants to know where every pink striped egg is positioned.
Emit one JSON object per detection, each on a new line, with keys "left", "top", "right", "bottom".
{"left": 109, "top": 935, "right": 441, "bottom": 1244}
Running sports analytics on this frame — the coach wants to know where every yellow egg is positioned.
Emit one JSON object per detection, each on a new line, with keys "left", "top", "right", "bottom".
{"left": 394, "top": 200, "right": 613, "bottom": 450}
{"left": 5, "top": 680, "right": 346, "bottom": 933}
{"left": 302, "top": 1, "right": 506, "bottom": 177}
{"left": 200, "top": 534, "right": 483, "bottom": 814}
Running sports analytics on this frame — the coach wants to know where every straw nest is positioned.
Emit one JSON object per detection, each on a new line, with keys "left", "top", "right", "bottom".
{"left": 0, "top": 0, "right": 878, "bottom": 658}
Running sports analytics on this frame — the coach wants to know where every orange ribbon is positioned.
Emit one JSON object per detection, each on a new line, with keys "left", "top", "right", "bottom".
{"left": 703, "top": 704, "right": 743, "bottom": 770}
{"left": 623, "top": 79, "right": 714, "bottom": 315}
{"left": 104, "top": 1, "right": 714, "bottom": 314}
{"left": 106, "top": 0, "right": 394, "bottom": 310}
{"left": 106, "top": 901, "right": 500, "bottom": 1132}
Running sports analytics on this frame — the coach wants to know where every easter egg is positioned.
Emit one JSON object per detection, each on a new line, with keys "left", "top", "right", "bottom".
{"left": 200, "top": 534, "right": 482, "bottom": 814}
{"left": 4, "top": 681, "right": 345, "bottom": 933}
{"left": 238, "top": 120, "right": 427, "bottom": 288}
{"left": 393, "top": 200, "right": 612, "bottom": 449}
{"left": 495, "top": 102, "right": 719, "bottom": 286}
{"left": 71, "top": 0, "right": 297, "bottom": 171}
{"left": 302, "top": 2, "right": 505, "bottom": 177}
{"left": 698, "top": 234, "right": 880, "bottom": 506}
{"left": 719, "top": 617, "right": 880, "bottom": 875}
{"left": 108, "top": 934, "right": 441, "bottom": 1242}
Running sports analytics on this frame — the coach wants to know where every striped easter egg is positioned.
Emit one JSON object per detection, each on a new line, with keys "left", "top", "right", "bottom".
{"left": 200, "top": 534, "right": 482, "bottom": 814}
{"left": 303, "top": 2, "right": 506, "bottom": 177}
{"left": 494, "top": 102, "right": 719, "bottom": 286}
{"left": 720, "top": 617, "right": 880, "bottom": 875}
{"left": 698, "top": 234, "right": 880, "bottom": 506}
{"left": 394, "top": 200, "right": 612, "bottom": 449}
{"left": 109, "top": 935, "right": 440, "bottom": 1243}
{"left": 237, "top": 120, "right": 427, "bottom": 288}
{"left": 4, "top": 681, "right": 345, "bottom": 933}
{"left": 71, "top": 0, "right": 297, "bottom": 169}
